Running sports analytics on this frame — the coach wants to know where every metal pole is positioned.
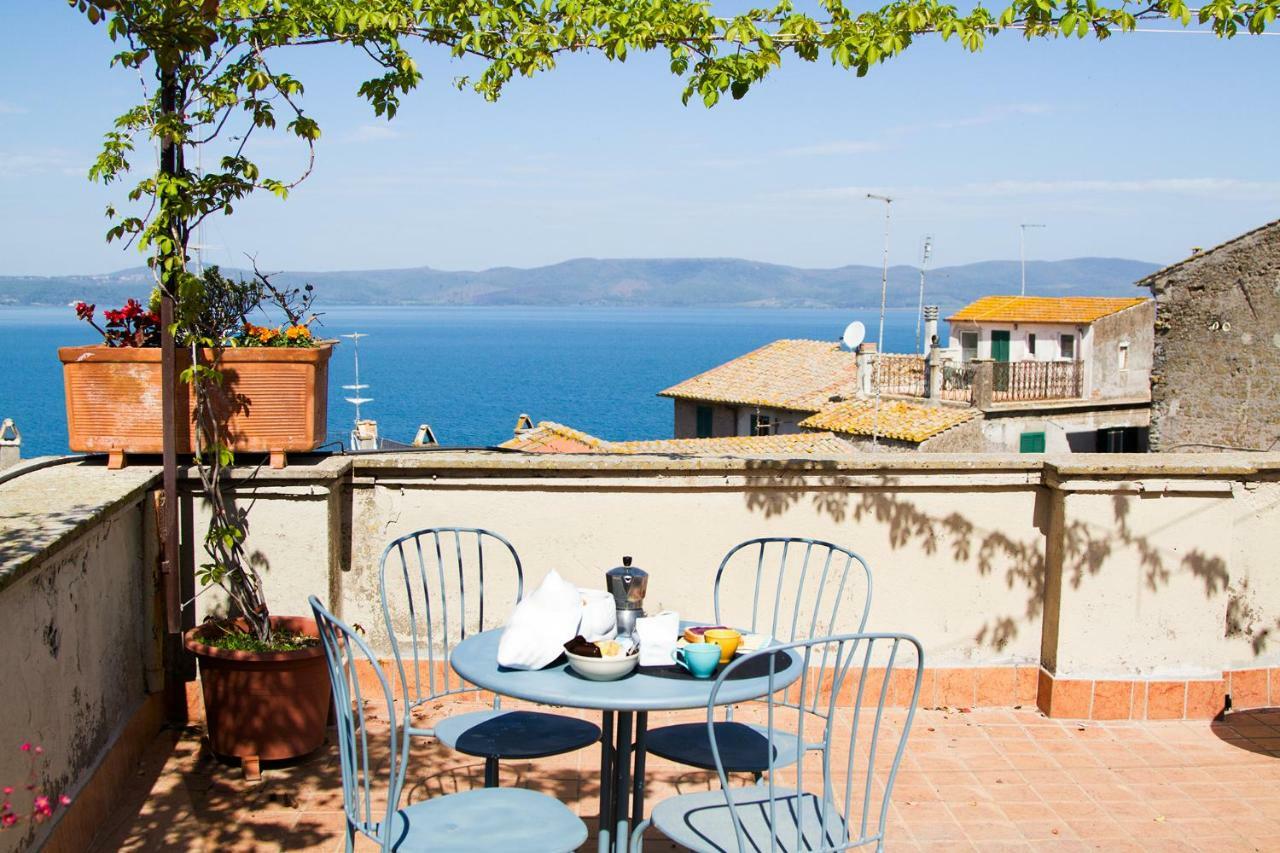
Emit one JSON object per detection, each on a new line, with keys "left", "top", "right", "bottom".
{"left": 867, "top": 194, "right": 893, "bottom": 449}
{"left": 1019, "top": 224, "right": 1045, "bottom": 296}
{"left": 159, "top": 65, "right": 187, "bottom": 726}
{"left": 916, "top": 236, "right": 932, "bottom": 354}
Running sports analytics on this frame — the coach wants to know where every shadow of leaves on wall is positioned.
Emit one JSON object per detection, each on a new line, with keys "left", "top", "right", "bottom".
{"left": 739, "top": 460, "right": 1232, "bottom": 654}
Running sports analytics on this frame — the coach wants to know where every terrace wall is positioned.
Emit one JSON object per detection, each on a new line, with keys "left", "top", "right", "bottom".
{"left": 3, "top": 452, "right": 1280, "bottom": 850}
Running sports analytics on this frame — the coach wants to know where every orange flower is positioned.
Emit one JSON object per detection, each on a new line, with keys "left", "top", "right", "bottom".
{"left": 285, "top": 325, "right": 312, "bottom": 341}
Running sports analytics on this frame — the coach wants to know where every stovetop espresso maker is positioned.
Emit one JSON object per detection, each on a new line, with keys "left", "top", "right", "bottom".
{"left": 605, "top": 556, "right": 648, "bottom": 637}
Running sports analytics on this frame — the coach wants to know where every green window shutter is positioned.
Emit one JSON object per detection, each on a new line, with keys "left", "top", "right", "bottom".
{"left": 1020, "top": 431, "right": 1046, "bottom": 453}
{"left": 696, "top": 406, "right": 713, "bottom": 438}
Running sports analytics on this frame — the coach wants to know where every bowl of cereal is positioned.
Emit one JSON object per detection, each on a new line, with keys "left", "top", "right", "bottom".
{"left": 564, "top": 636, "right": 639, "bottom": 681}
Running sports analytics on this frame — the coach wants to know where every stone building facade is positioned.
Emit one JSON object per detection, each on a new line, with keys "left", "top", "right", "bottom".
{"left": 1141, "top": 219, "right": 1280, "bottom": 452}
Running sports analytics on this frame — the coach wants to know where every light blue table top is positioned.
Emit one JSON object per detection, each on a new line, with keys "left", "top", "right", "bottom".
{"left": 450, "top": 627, "right": 802, "bottom": 712}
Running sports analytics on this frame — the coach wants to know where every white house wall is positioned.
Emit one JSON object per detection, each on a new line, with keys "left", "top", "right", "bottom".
{"left": 948, "top": 322, "right": 1089, "bottom": 363}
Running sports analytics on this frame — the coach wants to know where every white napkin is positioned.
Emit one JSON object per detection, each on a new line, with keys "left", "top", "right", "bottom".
{"left": 578, "top": 588, "right": 618, "bottom": 642}
{"left": 635, "top": 610, "right": 680, "bottom": 667}
{"left": 497, "top": 570, "right": 582, "bottom": 670}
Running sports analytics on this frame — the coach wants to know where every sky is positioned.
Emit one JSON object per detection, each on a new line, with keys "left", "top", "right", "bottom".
{"left": 1, "top": 3, "right": 1278, "bottom": 277}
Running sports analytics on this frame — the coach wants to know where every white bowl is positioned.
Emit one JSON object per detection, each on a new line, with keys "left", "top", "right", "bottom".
{"left": 565, "top": 649, "right": 639, "bottom": 681}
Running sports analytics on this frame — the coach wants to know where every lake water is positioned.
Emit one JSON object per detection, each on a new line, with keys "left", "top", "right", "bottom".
{"left": 0, "top": 305, "right": 929, "bottom": 458}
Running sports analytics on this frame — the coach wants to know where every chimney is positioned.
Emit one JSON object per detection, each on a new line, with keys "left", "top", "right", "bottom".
{"left": 923, "top": 305, "right": 939, "bottom": 355}
{"left": 0, "top": 418, "right": 21, "bottom": 470}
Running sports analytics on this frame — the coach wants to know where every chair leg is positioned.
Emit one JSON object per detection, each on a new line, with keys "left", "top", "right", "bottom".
{"left": 629, "top": 818, "right": 652, "bottom": 852}
{"left": 484, "top": 756, "right": 499, "bottom": 788}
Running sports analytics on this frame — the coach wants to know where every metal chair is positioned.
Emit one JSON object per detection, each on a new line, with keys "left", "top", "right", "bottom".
{"left": 309, "top": 596, "right": 588, "bottom": 853}
{"left": 645, "top": 538, "right": 873, "bottom": 774}
{"left": 379, "top": 527, "right": 600, "bottom": 787}
{"left": 633, "top": 633, "right": 923, "bottom": 852}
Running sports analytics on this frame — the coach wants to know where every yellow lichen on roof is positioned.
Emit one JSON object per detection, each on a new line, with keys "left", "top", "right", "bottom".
{"left": 610, "top": 432, "right": 852, "bottom": 456}
{"left": 658, "top": 339, "right": 860, "bottom": 411}
{"left": 799, "top": 400, "right": 978, "bottom": 443}
{"left": 947, "top": 296, "right": 1148, "bottom": 325}
{"left": 498, "top": 421, "right": 610, "bottom": 453}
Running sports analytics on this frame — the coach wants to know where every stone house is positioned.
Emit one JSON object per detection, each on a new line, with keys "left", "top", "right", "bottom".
{"left": 1140, "top": 218, "right": 1280, "bottom": 452}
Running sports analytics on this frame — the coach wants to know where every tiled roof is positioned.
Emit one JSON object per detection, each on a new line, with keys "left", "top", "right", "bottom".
{"left": 499, "top": 421, "right": 852, "bottom": 456}
{"left": 946, "top": 296, "right": 1149, "bottom": 325}
{"left": 498, "top": 422, "right": 610, "bottom": 453}
{"left": 658, "top": 339, "right": 860, "bottom": 412}
{"left": 609, "top": 432, "right": 852, "bottom": 456}
{"left": 799, "top": 400, "right": 979, "bottom": 443}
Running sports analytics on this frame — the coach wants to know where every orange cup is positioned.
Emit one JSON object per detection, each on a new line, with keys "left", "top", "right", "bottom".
{"left": 703, "top": 628, "right": 741, "bottom": 664}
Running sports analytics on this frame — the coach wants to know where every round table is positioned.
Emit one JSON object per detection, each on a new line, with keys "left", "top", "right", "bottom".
{"left": 451, "top": 626, "right": 802, "bottom": 853}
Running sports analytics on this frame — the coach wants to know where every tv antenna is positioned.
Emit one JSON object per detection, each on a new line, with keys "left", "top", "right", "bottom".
{"left": 915, "top": 235, "right": 933, "bottom": 354}
{"left": 1019, "top": 223, "right": 1046, "bottom": 296}
{"left": 342, "top": 333, "right": 373, "bottom": 422}
{"left": 866, "top": 193, "right": 893, "bottom": 448}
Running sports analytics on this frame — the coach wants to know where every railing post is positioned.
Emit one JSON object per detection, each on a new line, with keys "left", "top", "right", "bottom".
{"left": 971, "top": 360, "right": 995, "bottom": 409}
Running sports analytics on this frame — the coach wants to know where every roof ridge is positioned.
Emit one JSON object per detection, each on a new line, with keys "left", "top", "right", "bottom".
{"left": 1137, "top": 217, "right": 1280, "bottom": 285}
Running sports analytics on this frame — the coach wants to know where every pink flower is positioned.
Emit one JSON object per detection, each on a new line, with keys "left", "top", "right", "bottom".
{"left": 1, "top": 813, "right": 16, "bottom": 828}
{"left": 1, "top": 787, "right": 10, "bottom": 795}
{"left": 18, "top": 743, "right": 29, "bottom": 752}
{"left": 32, "top": 796, "right": 51, "bottom": 817}
{"left": 33, "top": 747, "right": 42, "bottom": 755}
{"left": 59, "top": 795, "right": 71, "bottom": 806}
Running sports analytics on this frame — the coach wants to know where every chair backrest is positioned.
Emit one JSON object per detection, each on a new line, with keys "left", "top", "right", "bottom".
{"left": 713, "top": 537, "right": 873, "bottom": 645}
{"left": 707, "top": 633, "right": 924, "bottom": 852}
{"left": 379, "top": 527, "right": 523, "bottom": 705}
{"left": 310, "top": 595, "right": 407, "bottom": 852}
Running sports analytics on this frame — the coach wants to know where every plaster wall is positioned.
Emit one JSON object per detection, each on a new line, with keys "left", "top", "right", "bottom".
{"left": 672, "top": 400, "right": 741, "bottom": 439}
{"left": 948, "top": 322, "right": 1086, "bottom": 363}
{"left": 0, "top": 496, "right": 154, "bottom": 853}
{"left": 1085, "top": 302, "right": 1155, "bottom": 400}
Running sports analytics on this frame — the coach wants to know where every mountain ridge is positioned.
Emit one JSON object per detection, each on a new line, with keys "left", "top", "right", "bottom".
{"left": 0, "top": 256, "right": 1161, "bottom": 309}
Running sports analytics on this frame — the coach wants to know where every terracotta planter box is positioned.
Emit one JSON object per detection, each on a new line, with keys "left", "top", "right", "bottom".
{"left": 59, "top": 342, "right": 333, "bottom": 467}
{"left": 184, "top": 616, "right": 331, "bottom": 777}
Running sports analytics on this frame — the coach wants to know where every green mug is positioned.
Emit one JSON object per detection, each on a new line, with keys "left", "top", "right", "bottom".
{"left": 673, "top": 643, "right": 721, "bottom": 678}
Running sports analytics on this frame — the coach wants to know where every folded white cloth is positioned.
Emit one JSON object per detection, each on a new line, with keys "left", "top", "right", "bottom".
{"left": 635, "top": 610, "right": 680, "bottom": 667}
{"left": 497, "top": 570, "right": 582, "bottom": 670}
{"left": 578, "top": 588, "right": 617, "bottom": 642}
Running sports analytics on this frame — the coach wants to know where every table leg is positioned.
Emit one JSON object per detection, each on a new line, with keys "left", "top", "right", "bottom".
{"left": 614, "top": 712, "right": 633, "bottom": 853}
{"left": 598, "top": 711, "right": 614, "bottom": 853}
{"left": 630, "top": 711, "right": 648, "bottom": 830}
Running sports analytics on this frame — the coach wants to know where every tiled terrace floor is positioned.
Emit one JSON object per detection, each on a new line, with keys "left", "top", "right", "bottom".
{"left": 90, "top": 699, "right": 1280, "bottom": 852}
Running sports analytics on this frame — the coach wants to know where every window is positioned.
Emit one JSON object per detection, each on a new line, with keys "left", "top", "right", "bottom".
{"left": 1027, "top": 333, "right": 1037, "bottom": 358}
{"left": 750, "top": 413, "right": 774, "bottom": 436}
{"left": 695, "top": 405, "right": 713, "bottom": 438}
{"left": 1059, "top": 334, "right": 1075, "bottom": 360}
{"left": 1019, "top": 431, "right": 1046, "bottom": 453}
{"left": 960, "top": 331, "right": 979, "bottom": 362}
{"left": 1118, "top": 342, "right": 1129, "bottom": 370}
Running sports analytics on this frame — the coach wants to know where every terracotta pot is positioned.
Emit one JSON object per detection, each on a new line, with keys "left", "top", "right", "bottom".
{"left": 184, "top": 616, "right": 331, "bottom": 766}
{"left": 59, "top": 342, "right": 333, "bottom": 466}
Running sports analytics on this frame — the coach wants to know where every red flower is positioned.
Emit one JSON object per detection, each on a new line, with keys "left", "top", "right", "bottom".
{"left": 18, "top": 744, "right": 29, "bottom": 753}
{"left": 121, "top": 299, "right": 144, "bottom": 320}
{"left": 103, "top": 309, "right": 124, "bottom": 324}
{"left": 32, "top": 796, "right": 50, "bottom": 817}
{"left": 1, "top": 813, "right": 16, "bottom": 828}
{"left": 75, "top": 302, "right": 95, "bottom": 320}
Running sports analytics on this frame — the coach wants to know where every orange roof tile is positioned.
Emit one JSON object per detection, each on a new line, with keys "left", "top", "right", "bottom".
{"left": 946, "top": 296, "right": 1148, "bottom": 325}
{"left": 498, "top": 422, "right": 610, "bottom": 453}
{"left": 610, "top": 432, "right": 852, "bottom": 456}
{"left": 658, "top": 339, "right": 860, "bottom": 412}
{"left": 799, "top": 400, "right": 978, "bottom": 443}
{"left": 499, "top": 421, "right": 853, "bottom": 456}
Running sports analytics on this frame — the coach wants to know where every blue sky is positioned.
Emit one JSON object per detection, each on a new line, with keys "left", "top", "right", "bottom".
{"left": 1, "top": 3, "right": 1277, "bottom": 276}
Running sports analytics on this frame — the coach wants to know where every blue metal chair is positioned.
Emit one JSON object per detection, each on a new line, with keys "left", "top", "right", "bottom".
{"left": 379, "top": 527, "right": 600, "bottom": 787}
{"left": 632, "top": 633, "right": 923, "bottom": 852}
{"left": 645, "top": 538, "right": 873, "bottom": 774}
{"left": 309, "top": 596, "right": 589, "bottom": 853}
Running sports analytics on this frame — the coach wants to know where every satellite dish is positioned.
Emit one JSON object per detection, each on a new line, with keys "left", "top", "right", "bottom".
{"left": 841, "top": 321, "right": 866, "bottom": 350}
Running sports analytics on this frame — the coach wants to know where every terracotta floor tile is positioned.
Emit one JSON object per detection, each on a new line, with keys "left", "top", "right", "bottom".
{"left": 87, "top": 700, "right": 1280, "bottom": 853}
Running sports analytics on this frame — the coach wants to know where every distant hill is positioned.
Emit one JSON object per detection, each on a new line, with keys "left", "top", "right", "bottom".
{"left": 0, "top": 257, "right": 1161, "bottom": 309}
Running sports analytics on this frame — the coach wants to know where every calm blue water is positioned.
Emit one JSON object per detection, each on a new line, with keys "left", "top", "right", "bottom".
{"left": 0, "top": 306, "right": 928, "bottom": 458}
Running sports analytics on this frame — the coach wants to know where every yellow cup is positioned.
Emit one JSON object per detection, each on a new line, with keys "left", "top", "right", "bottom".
{"left": 703, "top": 628, "right": 741, "bottom": 664}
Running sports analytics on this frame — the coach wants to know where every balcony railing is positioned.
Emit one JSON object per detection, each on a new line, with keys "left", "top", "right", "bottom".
{"left": 872, "top": 354, "right": 926, "bottom": 397}
{"left": 992, "top": 359, "right": 1083, "bottom": 402}
{"left": 939, "top": 363, "right": 975, "bottom": 403}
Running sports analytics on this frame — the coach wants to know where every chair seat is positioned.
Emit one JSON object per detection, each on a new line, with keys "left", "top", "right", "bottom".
{"left": 386, "top": 786, "right": 587, "bottom": 852}
{"left": 650, "top": 786, "right": 850, "bottom": 853}
{"left": 644, "top": 721, "right": 803, "bottom": 772}
{"left": 431, "top": 709, "right": 600, "bottom": 760}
